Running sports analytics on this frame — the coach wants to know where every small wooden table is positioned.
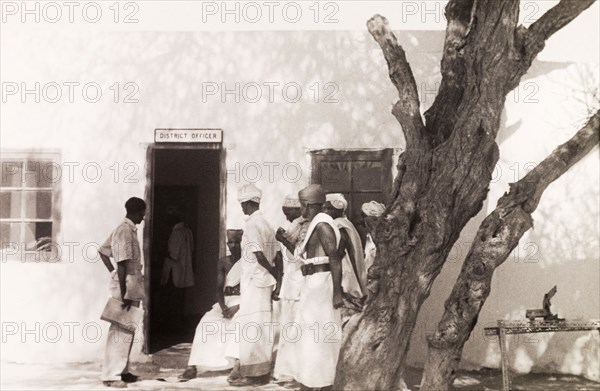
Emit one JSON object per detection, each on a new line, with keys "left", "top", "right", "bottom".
{"left": 484, "top": 319, "right": 600, "bottom": 391}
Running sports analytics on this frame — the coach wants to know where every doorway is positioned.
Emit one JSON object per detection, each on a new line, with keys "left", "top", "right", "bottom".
{"left": 144, "top": 146, "right": 225, "bottom": 353}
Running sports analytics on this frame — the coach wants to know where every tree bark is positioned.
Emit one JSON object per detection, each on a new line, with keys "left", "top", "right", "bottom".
{"left": 421, "top": 110, "right": 600, "bottom": 391}
{"left": 334, "top": 1, "right": 595, "bottom": 390}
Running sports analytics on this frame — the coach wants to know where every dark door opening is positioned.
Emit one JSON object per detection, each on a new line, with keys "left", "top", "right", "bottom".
{"left": 146, "top": 147, "right": 223, "bottom": 353}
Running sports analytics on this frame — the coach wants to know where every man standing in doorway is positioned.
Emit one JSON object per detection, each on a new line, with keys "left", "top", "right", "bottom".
{"left": 98, "top": 197, "right": 146, "bottom": 388}
{"left": 160, "top": 205, "right": 194, "bottom": 289}
{"left": 159, "top": 205, "right": 194, "bottom": 333}
{"left": 295, "top": 184, "right": 343, "bottom": 391}
{"left": 228, "top": 184, "right": 278, "bottom": 387}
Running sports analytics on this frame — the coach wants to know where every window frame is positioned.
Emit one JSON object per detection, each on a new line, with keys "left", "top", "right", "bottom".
{"left": 1, "top": 149, "right": 62, "bottom": 262}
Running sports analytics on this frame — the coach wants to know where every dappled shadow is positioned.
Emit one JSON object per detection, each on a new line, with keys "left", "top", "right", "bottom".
{"left": 405, "top": 33, "right": 599, "bottom": 381}
{"left": 2, "top": 17, "right": 598, "bottom": 384}
{"left": 1, "top": 26, "right": 443, "bottom": 363}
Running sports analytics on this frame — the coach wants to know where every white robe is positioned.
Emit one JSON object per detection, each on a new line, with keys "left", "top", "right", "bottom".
{"left": 237, "top": 210, "right": 277, "bottom": 377}
{"left": 364, "top": 233, "right": 376, "bottom": 272}
{"left": 273, "top": 217, "right": 308, "bottom": 380}
{"left": 187, "top": 261, "right": 241, "bottom": 370}
{"left": 295, "top": 213, "right": 343, "bottom": 388}
{"left": 160, "top": 222, "right": 194, "bottom": 288}
{"left": 334, "top": 216, "right": 367, "bottom": 298}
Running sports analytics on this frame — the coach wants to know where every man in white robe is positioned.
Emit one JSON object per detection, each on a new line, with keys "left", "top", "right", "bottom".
{"left": 361, "top": 201, "right": 385, "bottom": 299}
{"left": 273, "top": 194, "right": 309, "bottom": 385}
{"left": 360, "top": 201, "right": 385, "bottom": 273}
{"left": 160, "top": 206, "right": 194, "bottom": 289}
{"left": 294, "top": 184, "right": 343, "bottom": 390}
{"left": 323, "top": 193, "right": 368, "bottom": 325}
{"left": 228, "top": 184, "right": 278, "bottom": 387}
{"left": 179, "top": 229, "right": 243, "bottom": 380}
{"left": 323, "top": 193, "right": 367, "bottom": 298}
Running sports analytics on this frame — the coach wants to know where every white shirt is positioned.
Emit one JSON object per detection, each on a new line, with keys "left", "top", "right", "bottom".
{"left": 241, "top": 210, "right": 277, "bottom": 288}
{"left": 161, "top": 222, "right": 194, "bottom": 288}
{"left": 99, "top": 218, "right": 142, "bottom": 273}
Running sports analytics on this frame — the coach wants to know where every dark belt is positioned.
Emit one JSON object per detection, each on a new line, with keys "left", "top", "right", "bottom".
{"left": 301, "top": 263, "right": 331, "bottom": 276}
{"left": 224, "top": 285, "right": 240, "bottom": 296}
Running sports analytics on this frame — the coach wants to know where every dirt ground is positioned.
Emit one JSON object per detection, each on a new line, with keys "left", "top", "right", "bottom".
{"left": 2, "top": 343, "right": 599, "bottom": 390}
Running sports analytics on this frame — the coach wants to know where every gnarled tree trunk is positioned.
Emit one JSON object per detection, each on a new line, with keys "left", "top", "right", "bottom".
{"left": 334, "top": 1, "right": 595, "bottom": 390}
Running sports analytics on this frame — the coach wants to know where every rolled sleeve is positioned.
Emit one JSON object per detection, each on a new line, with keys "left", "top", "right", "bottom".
{"left": 111, "top": 226, "right": 134, "bottom": 263}
{"left": 98, "top": 236, "right": 112, "bottom": 257}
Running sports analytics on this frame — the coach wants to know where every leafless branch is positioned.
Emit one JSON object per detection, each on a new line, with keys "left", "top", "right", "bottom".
{"left": 424, "top": 110, "right": 599, "bottom": 390}
{"left": 499, "top": 109, "right": 600, "bottom": 214}
{"left": 523, "top": 0, "right": 595, "bottom": 61}
{"left": 367, "top": 14, "right": 425, "bottom": 148}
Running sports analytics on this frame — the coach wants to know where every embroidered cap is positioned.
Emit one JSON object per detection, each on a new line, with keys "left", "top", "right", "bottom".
{"left": 326, "top": 193, "right": 348, "bottom": 211}
{"left": 283, "top": 194, "right": 301, "bottom": 208}
{"left": 237, "top": 183, "right": 262, "bottom": 203}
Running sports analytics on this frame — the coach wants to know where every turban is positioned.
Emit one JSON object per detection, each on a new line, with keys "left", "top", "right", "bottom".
{"left": 326, "top": 193, "right": 348, "bottom": 211}
{"left": 361, "top": 201, "right": 385, "bottom": 217}
{"left": 237, "top": 183, "right": 262, "bottom": 203}
{"left": 298, "top": 184, "right": 326, "bottom": 204}
{"left": 283, "top": 194, "right": 301, "bottom": 208}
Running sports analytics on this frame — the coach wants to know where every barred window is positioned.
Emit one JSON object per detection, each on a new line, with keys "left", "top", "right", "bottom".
{"left": 1, "top": 151, "right": 61, "bottom": 261}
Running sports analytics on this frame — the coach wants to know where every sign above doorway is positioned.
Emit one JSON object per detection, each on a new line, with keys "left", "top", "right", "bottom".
{"left": 154, "top": 129, "right": 222, "bottom": 143}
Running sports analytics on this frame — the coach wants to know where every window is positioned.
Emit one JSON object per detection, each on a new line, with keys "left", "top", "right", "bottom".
{"left": 311, "top": 149, "right": 393, "bottom": 246}
{"left": 1, "top": 151, "right": 61, "bottom": 261}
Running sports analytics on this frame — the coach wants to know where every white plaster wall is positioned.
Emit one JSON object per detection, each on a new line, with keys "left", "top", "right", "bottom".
{"left": 0, "top": 29, "right": 406, "bottom": 363}
{"left": 1, "top": 26, "right": 598, "bottom": 381}
{"left": 407, "top": 63, "right": 600, "bottom": 380}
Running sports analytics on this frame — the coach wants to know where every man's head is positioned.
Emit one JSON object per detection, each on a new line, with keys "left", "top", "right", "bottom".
{"left": 361, "top": 201, "right": 385, "bottom": 217}
{"left": 298, "top": 184, "right": 326, "bottom": 219}
{"left": 282, "top": 194, "right": 301, "bottom": 222}
{"left": 323, "top": 193, "right": 347, "bottom": 219}
{"left": 165, "top": 205, "right": 183, "bottom": 225}
{"left": 125, "top": 197, "right": 146, "bottom": 224}
{"left": 240, "top": 200, "right": 260, "bottom": 216}
{"left": 360, "top": 201, "right": 385, "bottom": 227}
{"left": 226, "top": 229, "right": 243, "bottom": 260}
{"left": 237, "top": 184, "right": 262, "bottom": 216}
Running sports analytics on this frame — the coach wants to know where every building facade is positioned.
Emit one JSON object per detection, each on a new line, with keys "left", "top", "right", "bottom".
{"left": 2, "top": 25, "right": 598, "bottom": 381}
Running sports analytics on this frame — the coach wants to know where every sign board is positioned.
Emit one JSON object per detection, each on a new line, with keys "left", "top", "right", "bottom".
{"left": 155, "top": 129, "right": 222, "bottom": 143}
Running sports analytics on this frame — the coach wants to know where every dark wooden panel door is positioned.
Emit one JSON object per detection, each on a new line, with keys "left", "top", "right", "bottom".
{"left": 311, "top": 149, "right": 393, "bottom": 246}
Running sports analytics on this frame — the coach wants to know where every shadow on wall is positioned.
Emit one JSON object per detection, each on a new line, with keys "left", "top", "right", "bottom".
{"left": 2, "top": 28, "right": 445, "bottom": 362}
{"left": 3, "top": 25, "right": 598, "bottom": 372}
{"left": 464, "top": 168, "right": 600, "bottom": 381}
{"left": 406, "top": 56, "right": 599, "bottom": 378}
{"left": 477, "top": 314, "right": 599, "bottom": 382}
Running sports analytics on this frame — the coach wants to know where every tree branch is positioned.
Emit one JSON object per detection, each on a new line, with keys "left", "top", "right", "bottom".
{"left": 439, "top": 0, "right": 476, "bottom": 84}
{"left": 367, "top": 14, "right": 425, "bottom": 148}
{"left": 498, "top": 109, "right": 600, "bottom": 214}
{"left": 446, "top": 0, "right": 477, "bottom": 44}
{"left": 523, "top": 0, "right": 595, "bottom": 62}
{"left": 421, "top": 110, "right": 599, "bottom": 390}
{"left": 528, "top": 0, "right": 595, "bottom": 44}
{"left": 422, "top": 0, "right": 476, "bottom": 145}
